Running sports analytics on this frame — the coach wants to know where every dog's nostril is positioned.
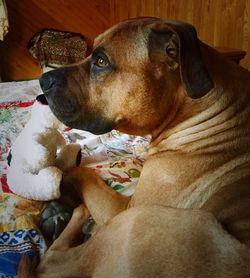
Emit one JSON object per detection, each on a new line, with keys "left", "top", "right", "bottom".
{"left": 39, "top": 70, "right": 67, "bottom": 96}
{"left": 39, "top": 74, "right": 56, "bottom": 94}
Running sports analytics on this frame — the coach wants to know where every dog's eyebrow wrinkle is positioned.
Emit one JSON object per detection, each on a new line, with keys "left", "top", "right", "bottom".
{"left": 92, "top": 46, "right": 106, "bottom": 56}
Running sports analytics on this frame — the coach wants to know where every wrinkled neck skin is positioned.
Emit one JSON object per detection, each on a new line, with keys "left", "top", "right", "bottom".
{"left": 149, "top": 44, "right": 250, "bottom": 157}
{"left": 129, "top": 44, "right": 250, "bottom": 211}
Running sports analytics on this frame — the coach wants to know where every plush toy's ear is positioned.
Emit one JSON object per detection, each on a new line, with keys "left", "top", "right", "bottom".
{"left": 149, "top": 20, "right": 214, "bottom": 99}
{"left": 36, "top": 94, "right": 48, "bottom": 105}
{"left": 7, "top": 150, "right": 12, "bottom": 166}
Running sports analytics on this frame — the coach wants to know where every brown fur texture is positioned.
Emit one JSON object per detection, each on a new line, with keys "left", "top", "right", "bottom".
{"left": 20, "top": 18, "right": 250, "bottom": 277}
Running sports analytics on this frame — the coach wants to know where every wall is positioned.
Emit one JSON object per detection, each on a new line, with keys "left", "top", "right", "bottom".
{"left": 111, "top": 0, "right": 250, "bottom": 69}
{"left": 0, "top": 0, "right": 250, "bottom": 81}
{"left": 0, "top": 0, "right": 112, "bottom": 81}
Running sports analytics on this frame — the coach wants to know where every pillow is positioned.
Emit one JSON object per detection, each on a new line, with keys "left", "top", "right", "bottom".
{"left": 27, "top": 29, "right": 87, "bottom": 72}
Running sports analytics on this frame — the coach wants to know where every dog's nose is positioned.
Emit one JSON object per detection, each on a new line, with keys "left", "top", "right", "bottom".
{"left": 39, "top": 70, "right": 66, "bottom": 95}
{"left": 39, "top": 72, "right": 56, "bottom": 93}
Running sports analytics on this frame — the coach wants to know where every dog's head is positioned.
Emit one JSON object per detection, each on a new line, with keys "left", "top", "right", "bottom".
{"left": 39, "top": 18, "right": 213, "bottom": 136}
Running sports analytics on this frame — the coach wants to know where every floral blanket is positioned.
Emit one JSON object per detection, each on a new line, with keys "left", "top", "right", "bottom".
{"left": 0, "top": 80, "right": 150, "bottom": 277}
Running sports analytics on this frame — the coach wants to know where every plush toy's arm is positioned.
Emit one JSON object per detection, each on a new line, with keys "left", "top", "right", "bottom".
{"left": 55, "top": 144, "right": 82, "bottom": 171}
{"left": 11, "top": 127, "right": 65, "bottom": 173}
{"left": 7, "top": 164, "right": 63, "bottom": 201}
{"left": 8, "top": 141, "right": 82, "bottom": 201}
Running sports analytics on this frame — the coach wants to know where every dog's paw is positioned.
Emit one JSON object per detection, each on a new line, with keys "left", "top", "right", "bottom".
{"left": 63, "top": 166, "right": 99, "bottom": 185}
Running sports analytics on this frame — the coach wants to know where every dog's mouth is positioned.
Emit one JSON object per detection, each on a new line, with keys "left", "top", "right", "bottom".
{"left": 46, "top": 99, "right": 81, "bottom": 129}
{"left": 48, "top": 100, "right": 77, "bottom": 115}
{"left": 38, "top": 68, "right": 116, "bottom": 134}
{"left": 61, "top": 114, "right": 116, "bottom": 135}
{"left": 45, "top": 97, "right": 116, "bottom": 135}
{"left": 37, "top": 93, "right": 76, "bottom": 120}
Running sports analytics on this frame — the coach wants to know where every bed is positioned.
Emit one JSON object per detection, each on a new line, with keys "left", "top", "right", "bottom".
{"left": 0, "top": 79, "right": 150, "bottom": 277}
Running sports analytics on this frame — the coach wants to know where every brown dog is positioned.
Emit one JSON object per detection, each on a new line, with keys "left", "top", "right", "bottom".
{"left": 21, "top": 17, "right": 250, "bottom": 277}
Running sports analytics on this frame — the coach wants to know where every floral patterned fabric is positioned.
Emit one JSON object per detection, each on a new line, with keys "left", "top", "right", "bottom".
{"left": 0, "top": 228, "right": 46, "bottom": 277}
{"left": 0, "top": 99, "right": 46, "bottom": 278}
{"left": 0, "top": 80, "right": 150, "bottom": 277}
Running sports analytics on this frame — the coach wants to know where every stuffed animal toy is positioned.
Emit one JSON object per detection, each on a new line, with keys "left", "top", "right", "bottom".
{"left": 7, "top": 94, "right": 82, "bottom": 201}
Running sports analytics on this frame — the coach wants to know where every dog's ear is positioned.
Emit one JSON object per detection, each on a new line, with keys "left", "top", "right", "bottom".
{"left": 149, "top": 21, "right": 214, "bottom": 99}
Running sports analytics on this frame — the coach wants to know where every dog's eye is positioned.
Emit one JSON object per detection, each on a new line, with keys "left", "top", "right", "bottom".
{"left": 92, "top": 54, "right": 109, "bottom": 70}
{"left": 95, "top": 56, "right": 108, "bottom": 68}
{"left": 91, "top": 50, "right": 111, "bottom": 73}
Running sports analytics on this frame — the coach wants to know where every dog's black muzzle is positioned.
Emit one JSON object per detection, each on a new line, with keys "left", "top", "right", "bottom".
{"left": 39, "top": 68, "right": 116, "bottom": 135}
{"left": 39, "top": 69, "right": 67, "bottom": 96}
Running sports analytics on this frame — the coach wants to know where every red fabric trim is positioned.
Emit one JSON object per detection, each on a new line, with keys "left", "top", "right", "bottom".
{"left": 0, "top": 100, "right": 35, "bottom": 109}
{"left": 64, "top": 127, "right": 72, "bottom": 132}
{"left": 0, "top": 175, "right": 12, "bottom": 193}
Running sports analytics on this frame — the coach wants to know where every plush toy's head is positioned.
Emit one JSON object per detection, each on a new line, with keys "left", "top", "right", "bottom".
{"left": 32, "top": 94, "right": 65, "bottom": 130}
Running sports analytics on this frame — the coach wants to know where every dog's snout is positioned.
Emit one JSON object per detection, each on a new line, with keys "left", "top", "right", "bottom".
{"left": 39, "top": 72, "right": 56, "bottom": 94}
{"left": 39, "top": 70, "right": 66, "bottom": 95}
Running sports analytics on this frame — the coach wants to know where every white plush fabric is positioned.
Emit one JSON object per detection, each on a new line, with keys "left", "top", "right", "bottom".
{"left": 7, "top": 100, "right": 81, "bottom": 200}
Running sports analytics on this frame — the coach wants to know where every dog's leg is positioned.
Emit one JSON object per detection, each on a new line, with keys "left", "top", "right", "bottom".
{"left": 36, "top": 206, "right": 250, "bottom": 278}
{"left": 62, "top": 166, "right": 130, "bottom": 226}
